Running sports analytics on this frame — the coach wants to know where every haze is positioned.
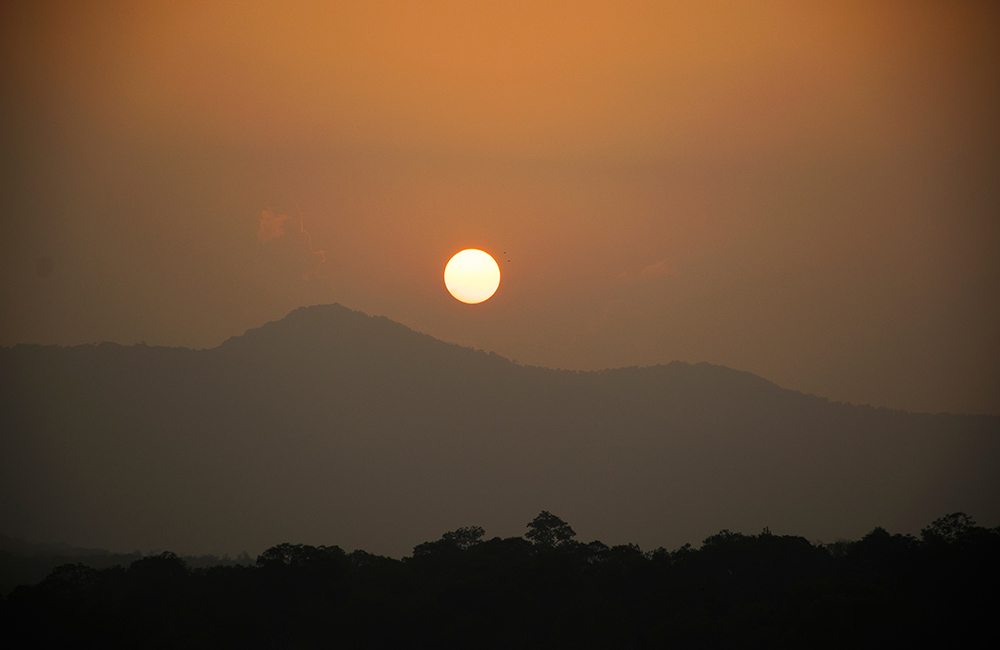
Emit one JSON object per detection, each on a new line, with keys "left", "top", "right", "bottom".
{"left": 2, "top": 0, "right": 999, "bottom": 416}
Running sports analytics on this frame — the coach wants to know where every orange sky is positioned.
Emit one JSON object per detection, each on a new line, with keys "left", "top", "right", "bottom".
{"left": 2, "top": 0, "right": 998, "bottom": 414}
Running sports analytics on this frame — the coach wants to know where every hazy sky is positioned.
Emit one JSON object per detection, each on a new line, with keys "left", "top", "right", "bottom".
{"left": 2, "top": 0, "right": 998, "bottom": 415}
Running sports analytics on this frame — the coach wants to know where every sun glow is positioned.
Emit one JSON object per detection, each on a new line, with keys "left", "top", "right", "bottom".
{"left": 444, "top": 249, "right": 501, "bottom": 304}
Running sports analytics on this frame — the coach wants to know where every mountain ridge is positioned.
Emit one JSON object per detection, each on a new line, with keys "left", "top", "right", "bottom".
{"left": 4, "top": 301, "right": 985, "bottom": 417}
{"left": 1, "top": 303, "right": 997, "bottom": 557}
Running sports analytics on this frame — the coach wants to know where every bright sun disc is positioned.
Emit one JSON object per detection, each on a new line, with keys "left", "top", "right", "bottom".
{"left": 444, "top": 249, "right": 501, "bottom": 304}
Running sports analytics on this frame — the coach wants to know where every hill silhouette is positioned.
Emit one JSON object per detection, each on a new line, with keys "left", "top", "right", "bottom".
{"left": 2, "top": 303, "right": 998, "bottom": 557}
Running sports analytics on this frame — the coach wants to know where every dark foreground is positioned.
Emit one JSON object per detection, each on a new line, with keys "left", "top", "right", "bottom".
{"left": 2, "top": 512, "right": 997, "bottom": 649}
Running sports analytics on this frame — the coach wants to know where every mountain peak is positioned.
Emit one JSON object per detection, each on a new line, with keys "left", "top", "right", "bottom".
{"left": 214, "top": 303, "right": 509, "bottom": 373}
{"left": 218, "top": 303, "right": 410, "bottom": 349}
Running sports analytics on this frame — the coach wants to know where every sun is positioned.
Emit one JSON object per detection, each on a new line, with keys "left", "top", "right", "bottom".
{"left": 444, "top": 249, "right": 501, "bottom": 304}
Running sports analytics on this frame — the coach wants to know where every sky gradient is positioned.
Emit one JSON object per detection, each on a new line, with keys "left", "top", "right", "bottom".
{"left": 2, "top": 0, "right": 998, "bottom": 415}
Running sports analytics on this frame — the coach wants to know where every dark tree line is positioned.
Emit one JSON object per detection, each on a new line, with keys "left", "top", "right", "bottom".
{"left": 2, "top": 512, "right": 997, "bottom": 648}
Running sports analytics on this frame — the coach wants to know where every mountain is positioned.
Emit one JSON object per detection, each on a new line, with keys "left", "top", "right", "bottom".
{"left": 1, "top": 303, "right": 998, "bottom": 557}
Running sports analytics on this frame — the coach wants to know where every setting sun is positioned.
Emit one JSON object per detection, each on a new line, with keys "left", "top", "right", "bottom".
{"left": 444, "top": 249, "right": 501, "bottom": 304}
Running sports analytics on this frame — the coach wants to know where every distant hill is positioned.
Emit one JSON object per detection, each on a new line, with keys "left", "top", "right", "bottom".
{"left": 0, "top": 534, "right": 252, "bottom": 596}
{"left": 2, "top": 303, "right": 998, "bottom": 557}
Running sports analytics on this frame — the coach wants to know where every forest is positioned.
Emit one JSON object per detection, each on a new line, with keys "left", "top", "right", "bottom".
{"left": 1, "top": 511, "right": 996, "bottom": 648}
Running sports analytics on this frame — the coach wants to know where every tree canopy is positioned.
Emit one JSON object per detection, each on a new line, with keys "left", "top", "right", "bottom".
{"left": 525, "top": 511, "right": 576, "bottom": 547}
{"left": 2, "top": 512, "right": 997, "bottom": 648}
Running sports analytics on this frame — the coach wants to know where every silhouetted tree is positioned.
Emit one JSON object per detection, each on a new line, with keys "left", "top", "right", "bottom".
{"left": 525, "top": 511, "right": 576, "bottom": 547}
{"left": 128, "top": 551, "right": 189, "bottom": 603}
{"left": 413, "top": 526, "right": 487, "bottom": 558}
{"left": 921, "top": 512, "right": 974, "bottom": 544}
{"left": 443, "top": 526, "right": 485, "bottom": 550}
{"left": 257, "top": 542, "right": 341, "bottom": 568}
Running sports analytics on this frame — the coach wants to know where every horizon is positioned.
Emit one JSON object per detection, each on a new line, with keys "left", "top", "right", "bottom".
{"left": 1, "top": 507, "right": 991, "bottom": 563}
